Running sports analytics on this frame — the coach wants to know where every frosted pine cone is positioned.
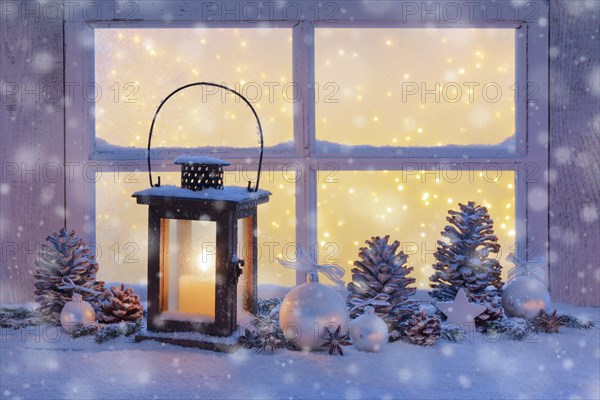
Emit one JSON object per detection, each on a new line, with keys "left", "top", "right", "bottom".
{"left": 429, "top": 202, "right": 503, "bottom": 301}
{"left": 348, "top": 236, "right": 416, "bottom": 327}
{"left": 97, "top": 284, "right": 143, "bottom": 323}
{"left": 471, "top": 293, "right": 504, "bottom": 325}
{"left": 34, "top": 228, "right": 101, "bottom": 325}
{"left": 404, "top": 310, "right": 441, "bottom": 346}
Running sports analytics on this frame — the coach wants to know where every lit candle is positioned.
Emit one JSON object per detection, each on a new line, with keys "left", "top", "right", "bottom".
{"left": 178, "top": 255, "right": 215, "bottom": 317}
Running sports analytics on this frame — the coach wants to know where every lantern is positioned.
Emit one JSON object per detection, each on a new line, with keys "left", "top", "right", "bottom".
{"left": 133, "top": 83, "right": 270, "bottom": 350}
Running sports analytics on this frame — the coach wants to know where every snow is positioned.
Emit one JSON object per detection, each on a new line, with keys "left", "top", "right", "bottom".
{"left": 94, "top": 136, "right": 517, "bottom": 159}
{"left": 1, "top": 302, "right": 598, "bottom": 400}
{"left": 316, "top": 136, "right": 517, "bottom": 155}
{"left": 93, "top": 137, "right": 295, "bottom": 156}
{"left": 173, "top": 156, "right": 230, "bottom": 166}
{"left": 133, "top": 185, "right": 271, "bottom": 202}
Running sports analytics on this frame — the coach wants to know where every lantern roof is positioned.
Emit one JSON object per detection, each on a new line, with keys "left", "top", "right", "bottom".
{"left": 133, "top": 185, "right": 270, "bottom": 203}
{"left": 173, "top": 156, "right": 231, "bottom": 166}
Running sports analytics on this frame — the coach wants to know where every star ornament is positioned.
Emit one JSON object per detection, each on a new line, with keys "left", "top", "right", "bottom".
{"left": 435, "top": 289, "right": 487, "bottom": 326}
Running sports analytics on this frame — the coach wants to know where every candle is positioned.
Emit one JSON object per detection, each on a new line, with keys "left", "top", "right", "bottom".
{"left": 178, "top": 275, "right": 215, "bottom": 317}
{"left": 178, "top": 256, "right": 216, "bottom": 317}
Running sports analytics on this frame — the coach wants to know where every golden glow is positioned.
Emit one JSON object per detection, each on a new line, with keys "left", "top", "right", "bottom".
{"left": 315, "top": 28, "right": 516, "bottom": 146}
{"left": 95, "top": 170, "right": 296, "bottom": 286}
{"left": 317, "top": 171, "right": 515, "bottom": 287}
{"left": 95, "top": 28, "right": 292, "bottom": 148}
{"left": 95, "top": 27, "right": 518, "bottom": 289}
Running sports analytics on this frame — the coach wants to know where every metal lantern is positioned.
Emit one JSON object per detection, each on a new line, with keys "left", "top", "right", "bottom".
{"left": 133, "top": 83, "right": 270, "bottom": 351}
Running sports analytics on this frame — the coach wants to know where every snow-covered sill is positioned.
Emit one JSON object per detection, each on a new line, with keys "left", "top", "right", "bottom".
{"left": 92, "top": 137, "right": 520, "bottom": 160}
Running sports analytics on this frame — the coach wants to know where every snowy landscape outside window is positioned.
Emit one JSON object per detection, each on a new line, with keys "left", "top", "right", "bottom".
{"left": 64, "top": 4, "right": 548, "bottom": 291}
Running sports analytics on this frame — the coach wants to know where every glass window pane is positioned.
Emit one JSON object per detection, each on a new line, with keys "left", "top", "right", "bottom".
{"left": 317, "top": 170, "right": 515, "bottom": 287}
{"left": 95, "top": 168, "right": 296, "bottom": 288}
{"left": 95, "top": 28, "right": 293, "bottom": 149}
{"left": 315, "top": 28, "right": 515, "bottom": 148}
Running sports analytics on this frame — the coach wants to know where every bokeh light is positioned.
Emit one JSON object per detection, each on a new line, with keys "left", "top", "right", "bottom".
{"left": 95, "top": 28, "right": 293, "bottom": 149}
{"left": 316, "top": 28, "right": 515, "bottom": 147}
{"left": 317, "top": 170, "right": 515, "bottom": 286}
{"left": 95, "top": 169, "right": 296, "bottom": 286}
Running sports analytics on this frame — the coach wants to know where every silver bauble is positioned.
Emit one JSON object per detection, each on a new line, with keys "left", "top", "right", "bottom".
{"left": 349, "top": 306, "right": 388, "bottom": 352}
{"left": 60, "top": 293, "right": 96, "bottom": 332}
{"left": 501, "top": 276, "right": 552, "bottom": 320}
{"left": 279, "top": 279, "right": 349, "bottom": 351}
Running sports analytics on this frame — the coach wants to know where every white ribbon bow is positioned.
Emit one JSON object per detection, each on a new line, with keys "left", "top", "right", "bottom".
{"left": 57, "top": 276, "right": 104, "bottom": 296}
{"left": 506, "top": 252, "right": 546, "bottom": 282}
{"left": 349, "top": 294, "right": 391, "bottom": 312}
{"left": 277, "top": 246, "right": 346, "bottom": 287}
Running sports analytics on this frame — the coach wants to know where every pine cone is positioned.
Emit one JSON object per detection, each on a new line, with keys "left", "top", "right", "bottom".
{"left": 97, "top": 284, "right": 143, "bottom": 323}
{"left": 429, "top": 202, "right": 503, "bottom": 301}
{"left": 348, "top": 236, "right": 417, "bottom": 327}
{"left": 34, "top": 229, "right": 102, "bottom": 325}
{"left": 403, "top": 310, "right": 441, "bottom": 346}
{"left": 471, "top": 293, "right": 504, "bottom": 325}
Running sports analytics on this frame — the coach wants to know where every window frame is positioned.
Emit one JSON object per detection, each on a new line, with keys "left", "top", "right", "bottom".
{"left": 65, "top": 0, "right": 549, "bottom": 285}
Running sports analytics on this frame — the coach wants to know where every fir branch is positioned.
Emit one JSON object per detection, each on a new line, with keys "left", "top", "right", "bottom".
{"left": 559, "top": 314, "right": 597, "bottom": 330}
{"left": 481, "top": 318, "right": 537, "bottom": 341}
{"left": 70, "top": 321, "right": 141, "bottom": 343}
{"left": 70, "top": 322, "right": 100, "bottom": 338}
{"left": 255, "top": 298, "right": 281, "bottom": 316}
{"left": 441, "top": 323, "right": 467, "bottom": 342}
{"left": 239, "top": 310, "right": 298, "bottom": 353}
{"left": 0, "top": 306, "right": 38, "bottom": 320}
{"left": 0, "top": 307, "right": 41, "bottom": 329}
{"left": 95, "top": 322, "right": 140, "bottom": 343}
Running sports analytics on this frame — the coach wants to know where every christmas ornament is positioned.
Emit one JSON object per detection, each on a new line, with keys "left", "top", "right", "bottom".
{"left": 278, "top": 247, "right": 349, "bottom": 351}
{"left": 435, "top": 288, "right": 486, "bottom": 326}
{"left": 322, "top": 325, "right": 352, "bottom": 355}
{"left": 403, "top": 310, "right": 442, "bottom": 346}
{"left": 502, "top": 276, "right": 551, "bottom": 320}
{"left": 60, "top": 293, "right": 96, "bottom": 332}
{"left": 34, "top": 228, "right": 104, "bottom": 325}
{"left": 501, "top": 253, "right": 551, "bottom": 320}
{"left": 348, "top": 295, "right": 390, "bottom": 352}
{"left": 347, "top": 236, "right": 417, "bottom": 337}
{"left": 429, "top": 202, "right": 503, "bottom": 301}
{"left": 97, "top": 284, "right": 144, "bottom": 323}
{"left": 534, "top": 309, "right": 567, "bottom": 333}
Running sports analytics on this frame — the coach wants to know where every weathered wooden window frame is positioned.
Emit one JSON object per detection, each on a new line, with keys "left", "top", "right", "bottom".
{"left": 65, "top": 0, "right": 549, "bottom": 285}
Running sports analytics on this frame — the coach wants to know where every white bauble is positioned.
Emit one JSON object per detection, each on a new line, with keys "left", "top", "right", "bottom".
{"left": 279, "top": 281, "right": 349, "bottom": 351}
{"left": 502, "top": 276, "right": 552, "bottom": 320}
{"left": 349, "top": 307, "right": 388, "bottom": 352}
{"left": 60, "top": 293, "right": 96, "bottom": 333}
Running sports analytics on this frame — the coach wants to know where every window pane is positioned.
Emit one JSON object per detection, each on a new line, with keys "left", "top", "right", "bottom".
{"left": 95, "top": 168, "right": 296, "bottom": 287}
{"left": 315, "top": 29, "right": 515, "bottom": 148}
{"left": 95, "top": 28, "right": 293, "bottom": 149}
{"left": 317, "top": 170, "right": 515, "bottom": 287}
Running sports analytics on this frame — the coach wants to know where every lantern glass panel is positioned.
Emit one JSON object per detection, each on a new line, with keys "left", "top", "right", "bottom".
{"left": 162, "top": 219, "right": 217, "bottom": 322}
{"left": 315, "top": 28, "right": 516, "bottom": 147}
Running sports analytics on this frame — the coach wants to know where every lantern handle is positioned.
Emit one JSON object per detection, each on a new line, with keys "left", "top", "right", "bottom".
{"left": 146, "top": 82, "right": 265, "bottom": 192}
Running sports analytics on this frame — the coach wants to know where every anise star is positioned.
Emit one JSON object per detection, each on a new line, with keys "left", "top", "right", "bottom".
{"left": 322, "top": 325, "right": 352, "bottom": 355}
{"left": 534, "top": 309, "right": 567, "bottom": 333}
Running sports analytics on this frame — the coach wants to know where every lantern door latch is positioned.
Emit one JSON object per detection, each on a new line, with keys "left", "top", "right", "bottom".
{"left": 230, "top": 258, "right": 245, "bottom": 285}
